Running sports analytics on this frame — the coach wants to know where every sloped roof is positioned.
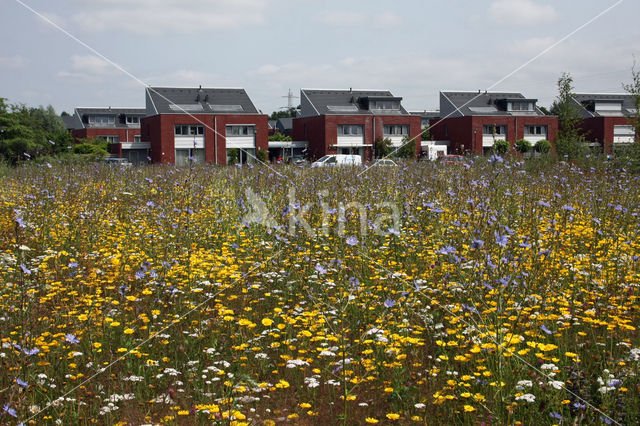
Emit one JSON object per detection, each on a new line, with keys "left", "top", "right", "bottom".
{"left": 73, "top": 107, "right": 146, "bottom": 129}
{"left": 301, "top": 89, "right": 410, "bottom": 116}
{"left": 146, "top": 87, "right": 260, "bottom": 115}
{"left": 571, "top": 93, "right": 637, "bottom": 118}
{"left": 276, "top": 117, "right": 293, "bottom": 130}
{"left": 61, "top": 114, "right": 82, "bottom": 130}
{"left": 441, "top": 91, "right": 545, "bottom": 117}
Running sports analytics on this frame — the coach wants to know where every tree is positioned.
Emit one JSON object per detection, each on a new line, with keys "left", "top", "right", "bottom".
{"left": 535, "top": 139, "right": 551, "bottom": 154}
{"left": 269, "top": 107, "right": 298, "bottom": 120}
{"left": 538, "top": 106, "right": 551, "bottom": 115}
{"left": 374, "top": 137, "right": 393, "bottom": 158}
{"left": 395, "top": 136, "right": 416, "bottom": 159}
{"left": 515, "top": 138, "right": 532, "bottom": 154}
{"left": 551, "top": 72, "right": 585, "bottom": 158}
{"left": 493, "top": 139, "right": 509, "bottom": 155}
{"left": 622, "top": 60, "right": 640, "bottom": 144}
{"left": 421, "top": 126, "right": 430, "bottom": 141}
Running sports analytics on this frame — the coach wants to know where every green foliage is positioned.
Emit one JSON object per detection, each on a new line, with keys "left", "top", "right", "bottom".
{"left": 552, "top": 72, "right": 585, "bottom": 158}
{"left": 227, "top": 148, "right": 239, "bottom": 165}
{"left": 256, "top": 148, "right": 268, "bottom": 163}
{"left": 515, "top": 139, "right": 532, "bottom": 153}
{"left": 534, "top": 139, "right": 552, "bottom": 154}
{"left": 0, "top": 98, "right": 71, "bottom": 165}
{"left": 269, "top": 107, "right": 298, "bottom": 120}
{"left": 269, "top": 133, "right": 292, "bottom": 142}
{"left": 72, "top": 138, "right": 108, "bottom": 158}
{"left": 622, "top": 60, "right": 640, "bottom": 144}
{"left": 421, "top": 126, "right": 430, "bottom": 141}
{"left": 395, "top": 137, "right": 416, "bottom": 159}
{"left": 538, "top": 106, "right": 551, "bottom": 115}
{"left": 493, "top": 139, "right": 509, "bottom": 155}
{"left": 374, "top": 137, "right": 393, "bottom": 158}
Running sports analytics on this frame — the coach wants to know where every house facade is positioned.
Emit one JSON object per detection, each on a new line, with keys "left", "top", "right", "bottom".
{"left": 430, "top": 91, "right": 558, "bottom": 155}
{"left": 572, "top": 93, "right": 638, "bottom": 154}
{"left": 291, "top": 89, "right": 421, "bottom": 162}
{"left": 141, "top": 87, "right": 268, "bottom": 166}
{"left": 69, "top": 107, "right": 148, "bottom": 163}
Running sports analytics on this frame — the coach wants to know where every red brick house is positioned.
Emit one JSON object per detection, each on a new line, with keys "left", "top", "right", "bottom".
{"left": 68, "top": 107, "right": 148, "bottom": 163}
{"left": 141, "top": 86, "right": 268, "bottom": 166}
{"left": 430, "top": 91, "right": 558, "bottom": 155}
{"left": 291, "top": 89, "right": 421, "bottom": 162}
{"left": 572, "top": 93, "right": 638, "bottom": 154}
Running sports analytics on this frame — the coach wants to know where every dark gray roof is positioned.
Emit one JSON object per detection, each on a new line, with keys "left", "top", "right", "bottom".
{"left": 268, "top": 120, "right": 277, "bottom": 129}
{"left": 571, "top": 93, "right": 637, "bottom": 118}
{"left": 410, "top": 110, "right": 440, "bottom": 119}
{"left": 300, "top": 89, "right": 410, "bottom": 116}
{"left": 61, "top": 114, "right": 82, "bottom": 130}
{"left": 74, "top": 107, "right": 146, "bottom": 129}
{"left": 146, "top": 87, "right": 260, "bottom": 115}
{"left": 276, "top": 117, "right": 293, "bottom": 130}
{"left": 440, "top": 91, "right": 545, "bottom": 117}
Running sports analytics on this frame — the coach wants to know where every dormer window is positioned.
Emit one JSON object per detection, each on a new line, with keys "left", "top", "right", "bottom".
{"left": 508, "top": 102, "right": 534, "bottom": 112}
{"left": 594, "top": 101, "right": 622, "bottom": 113}
{"left": 370, "top": 100, "right": 399, "bottom": 110}
{"left": 88, "top": 115, "right": 115, "bottom": 125}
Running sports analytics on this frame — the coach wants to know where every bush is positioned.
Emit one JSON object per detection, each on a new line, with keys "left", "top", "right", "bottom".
{"left": 227, "top": 148, "right": 239, "bottom": 165}
{"left": 395, "top": 136, "right": 416, "bottom": 159}
{"left": 256, "top": 148, "right": 268, "bottom": 163}
{"left": 374, "top": 137, "right": 393, "bottom": 158}
{"left": 534, "top": 139, "right": 551, "bottom": 154}
{"left": 515, "top": 138, "right": 532, "bottom": 153}
{"left": 493, "top": 139, "right": 509, "bottom": 155}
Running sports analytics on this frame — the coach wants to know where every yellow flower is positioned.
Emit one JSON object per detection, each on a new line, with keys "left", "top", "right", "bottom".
{"left": 78, "top": 314, "right": 88, "bottom": 322}
{"left": 123, "top": 328, "right": 134, "bottom": 335}
{"left": 384, "top": 387, "right": 394, "bottom": 393}
{"left": 464, "top": 405, "right": 476, "bottom": 412}
{"left": 261, "top": 318, "right": 273, "bottom": 327}
{"left": 110, "top": 321, "right": 121, "bottom": 327}
{"left": 386, "top": 413, "right": 400, "bottom": 420}
{"left": 93, "top": 342, "right": 102, "bottom": 349}
{"left": 365, "top": 418, "right": 379, "bottom": 423}
{"left": 275, "top": 379, "right": 290, "bottom": 389}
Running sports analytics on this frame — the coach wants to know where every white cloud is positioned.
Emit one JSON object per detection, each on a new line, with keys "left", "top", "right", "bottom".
{"left": 0, "top": 55, "right": 27, "bottom": 68}
{"left": 489, "top": 0, "right": 557, "bottom": 25}
{"left": 56, "top": 55, "right": 116, "bottom": 82}
{"left": 70, "top": 0, "right": 269, "bottom": 35}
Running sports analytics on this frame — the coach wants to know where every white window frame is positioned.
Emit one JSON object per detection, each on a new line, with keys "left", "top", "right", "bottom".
{"left": 337, "top": 125, "right": 364, "bottom": 136}
{"left": 383, "top": 125, "right": 409, "bottom": 136}
{"left": 175, "top": 125, "right": 204, "bottom": 136}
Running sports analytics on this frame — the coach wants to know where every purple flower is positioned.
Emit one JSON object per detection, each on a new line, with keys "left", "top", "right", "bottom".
{"left": 65, "top": 334, "right": 80, "bottom": 344}
{"left": 135, "top": 270, "right": 145, "bottom": 280}
{"left": 550, "top": 412, "right": 562, "bottom": 420}
{"left": 46, "top": 162, "right": 52, "bottom": 168}
{"left": 14, "top": 210, "right": 26, "bottom": 228}
{"left": 562, "top": 205, "right": 575, "bottom": 212}
{"left": 540, "top": 325, "right": 553, "bottom": 335}
{"left": 538, "top": 200, "right": 550, "bottom": 208}
{"left": 20, "top": 264, "right": 31, "bottom": 275}
{"left": 494, "top": 232, "right": 508, "bottom": 247}
{"left": 16, "top": 378, "right": 28, "bottom": 388}
{"left": 471, "top": 239, "right": 484, "bottom": 249}
{"left": 436, "top": 246, "right": 456, "bottom": 255}
{"left": 48, "top": 139, "right": 56, "bottom": 145}
{"left": 68, "top": 262, "right": 78, "bottom": 268}
{"left": 384, "top": 298, "right": 396, "bottom": 308}
{"left": 23, "top": 347, "right": 39, "bottom": 356}
{"left": 314, "top": 264, "right": 327, "bottom": 275}
{"left": 345, "top": 236, "right": 358, "bottom": 246}
{"left": 3, "top": 404, "right": 17, "bottom": 418}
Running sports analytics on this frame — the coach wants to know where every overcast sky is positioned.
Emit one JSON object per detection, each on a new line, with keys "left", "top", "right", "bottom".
{"left": 1, "top": 0, "right": 639, "bottom": 115}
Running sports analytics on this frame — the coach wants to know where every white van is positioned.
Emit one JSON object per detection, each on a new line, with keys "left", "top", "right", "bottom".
{"left": 311, "top": 154, "right": 362, "bottom": 168}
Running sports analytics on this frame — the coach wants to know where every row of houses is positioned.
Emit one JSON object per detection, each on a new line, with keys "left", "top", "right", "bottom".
{"left": 62, "top": 86, "right": 638, "bottom": 165}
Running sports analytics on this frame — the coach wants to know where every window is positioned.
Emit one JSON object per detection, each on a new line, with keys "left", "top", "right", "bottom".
{"left": 595, "top": 102, "right": 622, "bottom": 112}
{"left": 370, "top": 101, "right": 399, "bottom": 110}
{"left": 126, "top": 116, "right": 140, "bottom": 124}
{"left": 337, "top": 125, "right": 363, "bottom": 135}
{"left": 175, "top": 125, "right": 204, "bottom": 136}
{"left": 89, "top": 115, "right": 115, "bottom": 125}
{"left": 508, "top": 102, "right": 533, "bottom": 111}
{"left": 97, "top": 135, "right": 119, "bottom": 143}
{"left": 134, "top": 135, "right": 142, "bottom": 142}
{"left": 524, "top": 125, "right": 547, "bottom": 135}
{"left": 226, "top": 125, "right": 255, "bottom": 136}
{"left": 483, "top": 125, "right": 506, "bottom": 135}
{"left": 175, "top": 148, "right": 205, "bottom": 166}
{"left": 383, "top": 125, "right": 409, "bottom": 136}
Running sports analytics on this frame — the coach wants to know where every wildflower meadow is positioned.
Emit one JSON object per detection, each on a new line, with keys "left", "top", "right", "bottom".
{"left": 1, "top": 158, "right": 639, "bottom": 425}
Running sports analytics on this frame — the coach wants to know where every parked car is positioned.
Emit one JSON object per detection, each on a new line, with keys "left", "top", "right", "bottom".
{"left": 371, "top": 158, "right": 398, "bottom": 167}
{"left": 102, "top": 157, "right": 133, "bottom": 166}
{"left": 311, "top": 154, "right": 362, "bottom": 168}
{"left": 437, "top": 155, "right": 466, "bottom": 165}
